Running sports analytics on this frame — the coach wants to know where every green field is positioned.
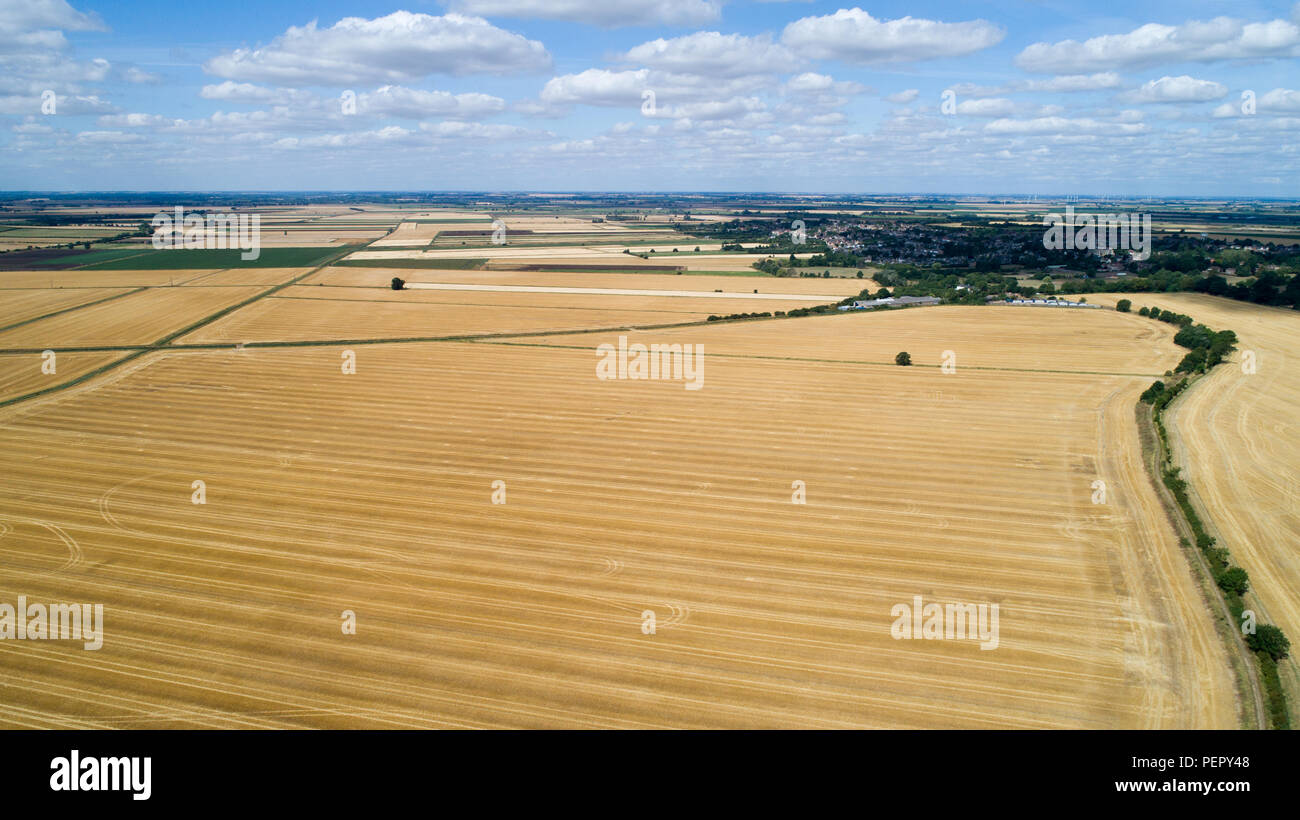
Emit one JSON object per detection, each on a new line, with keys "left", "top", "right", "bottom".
{"left": 79, "top": 246, "right": 347, "bottom": 269}
{"left": 333, "top": 257, "right": 486, "bottom": 270}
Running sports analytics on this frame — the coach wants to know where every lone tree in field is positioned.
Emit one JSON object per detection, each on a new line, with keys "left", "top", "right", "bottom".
{"left": 895, "top": 352, "right": 912, "bottom": 366}
{"left": 391, "top": 277, "right": 405, "bottom": 290}
{"left": 1247, "top": 624, "right": 1291, "bottom": 660}
{"left": 1116, "top": 299, "right": 1132, "bottom": 312}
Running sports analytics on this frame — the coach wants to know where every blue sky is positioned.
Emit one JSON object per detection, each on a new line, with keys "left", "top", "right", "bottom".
{"left": 3, "top": 0, "right": 1299, "bottom": 194}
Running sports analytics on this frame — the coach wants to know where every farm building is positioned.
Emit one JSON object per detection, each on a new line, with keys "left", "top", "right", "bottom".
{"left": 839, "top": 295, "right": 942, "bottom": 311}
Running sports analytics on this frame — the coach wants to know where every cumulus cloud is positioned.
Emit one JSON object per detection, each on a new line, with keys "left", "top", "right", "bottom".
{"left": 361, "top": 85, "right": 505, "bottom": 119}
{"left": 1017, "top": 15, "right": 1300, "bottom": 73}
{"left": 538, "top": 67, "right": 765, "bottom": 112}
{"left": 0, "top": 0, "right": 105, "bottom": 37}
{"left": 1121, "top": 75, "right": 1228, "bottom": 103}
{"left": 204, "top": 12, "right": 551, "bottom": 86}
{"left": 781, "top": 8, "right": 1004, "bottom": 63}
{"left": 1260, "top": 87, "right": 1300, "bottom": 111}
{"left": 885, "top": 88, "right": 919, "bottom": 103}
{"left": 621, "top": 32, "right": 799, "bottom": 77}
{"left": 451, "top": 0, "right": 721, "bottom": 27}
{"left": 0, "top": 0, "right": 116, "bottom": 99}
{"left": 540, "top": 68, "right": 650, "bottom": 108}
{"left": 200, "top": 81, "right": 315, "bottom": 105}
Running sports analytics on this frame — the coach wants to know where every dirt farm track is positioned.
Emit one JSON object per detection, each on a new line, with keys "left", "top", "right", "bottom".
{"left": 0, "top": 267, "right": 1255, "bottom": 727}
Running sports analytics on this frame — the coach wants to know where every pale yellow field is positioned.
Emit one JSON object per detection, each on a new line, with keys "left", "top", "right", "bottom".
{"left": 0, "top": 288, "right": 133, "bottom": 327}
{"left": 281, "top": 285, "right": 838, "bottom": 316}
{"left": 0, "top": 294, "right": 1240, "bottom": 728}
{"left": 303, "top": 267, "right": 867, "bottom": 296}
{"left": 543, "top": 304, "right": 1177, "bottom": 374}
{"left": 175, "top": 268, "right": 312, "bottom": 287}
{"left": 0, "top": 269, "right": 223, "bottom": 289}
{"left": 0, "top": 350, "right": 124, "bottom": 402}
{"left": 255, "top": 230, "right": 384, "bottom": 247}
{"left": 0, "top": 286, "right": 263, "bottom": 348}
{"left": 1092, "top": 293, "right": 1300, "bottom": 715}
{"left": 177, "top": 294, "right": 805, "bottom": 344}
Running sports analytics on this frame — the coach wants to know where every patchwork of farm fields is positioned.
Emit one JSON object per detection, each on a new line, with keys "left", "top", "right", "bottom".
{"left": 0, "top": 263, "right": 1246, "bottom": 727}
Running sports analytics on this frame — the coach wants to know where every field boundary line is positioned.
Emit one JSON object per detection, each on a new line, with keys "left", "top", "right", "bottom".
{"left": 0, "top": 286, "right": 148, "bottom": 334}
{"left": 0, "top": 246, "right": 358, "bottom": 409}
{"left": 475, "top": 340, "right": 1168, "bottom": 378}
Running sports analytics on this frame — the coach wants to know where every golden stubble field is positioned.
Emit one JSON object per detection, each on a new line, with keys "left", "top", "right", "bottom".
{"left": 1092, "top": 292, "right": 1300, "bottom": 717}
{"left": 0, "top": 296, "right": 1240, "bottom": 728}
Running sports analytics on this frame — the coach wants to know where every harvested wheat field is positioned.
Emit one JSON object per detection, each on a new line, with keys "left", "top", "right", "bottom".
{"left": 277, "top": 286, "right": 839, "bottom": 317}
{"left": 0, "top": 286, "right": 264, "bottom": 349}
{"left": 304, "top": 266, "right": 868, "bottom": 295}
{"left": 1093, "top": 293, "right": 1300, "bottom": 717}
{"left": 0, "top": 269, "right": 225, "bottom": 289}
{"left": 0, "top": 350, "right": 124, "bottom": 403}
{"left": 176, "top": 292, "right": 815, "bottom": 344}
{"left": 0, "top": 287, "right": 135, "bottom": 327}
{"left": 0, "top": 302, "right": 1238, "bottom": 728}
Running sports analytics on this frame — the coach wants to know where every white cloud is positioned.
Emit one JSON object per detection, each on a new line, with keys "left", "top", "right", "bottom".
{"left": 1023, "top": 73, "right": 1123, "bottom": 92}
{"left": 0, "top": 0, "right": 105, "bottom": 36}
{"left": 885, "top": 88, "right": 919, "bottom": 103}
{"left": 200, "top": 81, "right": 315, "bottom": 105}
{"left": 781, "top": 8, "right": 1004, "bottom": 63}
{"left": 204, "top": 12, "right": 551, "bottom": 86}
{"left": 1017, "top": 15, "right": 1300, "bottom": 73}
{"left": 622, "top": 32, "right": 799, "bottom": 77}
{"left": 1121, "top": 75, "right": 1228, "bottom": 103}
{"left": 984, "top": 116, "right": 1148, "bottom": 135}
{"left": 75, "top": 130, "right": 143, "bottom": 144}
{"left": 97, "top": 112, "right": 174, "bottom": 127}
{"left": 451, "top": 0, "right": 720, "bottom": 27}
{"left": 0, "top": 1, "right": 115, "bottom": 99}
{"left": 1260, "top": 87, "right": 1300, "bottom": 111}
{"left": 362, "top": 86, "right": 505, "bottom": 119}
{"left": 122, "top": 66, "right": 161, "bottom": 84}
{"left": 538, "top": 68, "right": 765, "bottom": 112}
{"left": 956, "top": 98, "right": 1017, "bottom": 117}
{"left": 540, "top": 68, "right": 649, "bottom": 108}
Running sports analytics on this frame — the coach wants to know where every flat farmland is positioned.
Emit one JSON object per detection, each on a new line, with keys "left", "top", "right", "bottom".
{"left": 176, "top": 292, "right": 806, "bottom": 344}
{"left": 0, "top": 287, "right": 134, "bottom": 327}
{"left": 0, "top": 269, "right": 224, "bottom": 288}
{"left": 1093, "top": 293, "right": 1300, "bottom": 717}
{"left": 0, "top": 302, "right": 1238, "bottom": 728}
{"left": 540, "top": 305, "right": 1177, "bottom": 374}
{"left": 281, "top": 285, "right": 840, "bottom": 315}
{"left": 175, "top": 268, "right": 312, "bottom": 287}
{"left": 302, "top": 266, "right": 866, "bottom": 295}
{"left": 0, "top": 286, "right": 264, "bottom": 348}
{"left": 0, "top": 350, "right": 124, "bottom": 402}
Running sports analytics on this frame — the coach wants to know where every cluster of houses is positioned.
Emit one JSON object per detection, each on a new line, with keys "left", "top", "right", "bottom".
{"left": 838, "top": 295, "right": 943, "bottom": 311}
